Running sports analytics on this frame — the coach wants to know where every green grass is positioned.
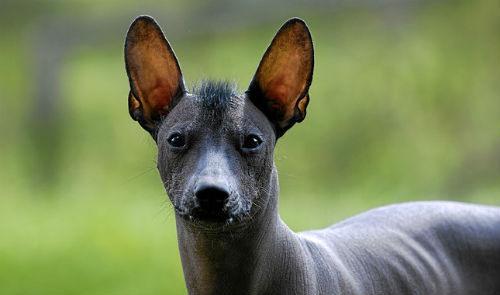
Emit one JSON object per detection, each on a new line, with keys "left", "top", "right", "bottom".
{"left": 0, "top": 0, "right": 499, "bottom": 293}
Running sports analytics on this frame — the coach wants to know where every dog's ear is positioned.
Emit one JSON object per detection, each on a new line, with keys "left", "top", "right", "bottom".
{"left": 247, "top": 18, "right": 313, "bottom": 137}
{"left": 125, "top": 15, "right": 185, "bottom": 137}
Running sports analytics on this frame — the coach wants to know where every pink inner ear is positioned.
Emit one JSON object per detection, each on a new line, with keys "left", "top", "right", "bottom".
{"left": 264, "top": 69, "right": 305, "bottom": 122}
{"left": 266, "top": 76, "right": 288, "bottom": 104}
{"left": 247, "top": 18, "right": 313, "bottom": 132}
{"left": 149, "top": 79, "right": 173, "bottom": 117}
{"left": 126, "top": 16, "right": 184, "bottom": 125}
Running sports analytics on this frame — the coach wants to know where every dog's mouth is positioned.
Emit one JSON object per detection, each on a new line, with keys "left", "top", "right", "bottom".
{"left": 175, "top": 207, "right": 242, "bottom": 227}
{"left": 174, "top": 196, "right": 251, "bottom": 227}
{"left": 190, "top": 207, "right": 233, "bottom": 223}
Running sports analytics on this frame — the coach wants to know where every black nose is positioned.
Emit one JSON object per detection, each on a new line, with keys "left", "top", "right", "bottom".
{"left": 195, "top": 185, "right": 230, "bottom": 213}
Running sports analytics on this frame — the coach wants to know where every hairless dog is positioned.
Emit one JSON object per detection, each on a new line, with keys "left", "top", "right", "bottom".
{"left": 124, "top": 16, "right": 500, "bottom": 294}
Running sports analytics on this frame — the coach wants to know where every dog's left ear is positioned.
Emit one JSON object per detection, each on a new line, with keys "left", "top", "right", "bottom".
{"left": 247, "top": 18, "right": 314, "bottom": 137}
{"left": 125, "top": 15, "right": 186, "bottom": 137}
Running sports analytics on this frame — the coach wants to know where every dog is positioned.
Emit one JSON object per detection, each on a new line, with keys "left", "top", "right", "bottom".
{"left": 124, "top": 16, "right": 500, "bottom": 294}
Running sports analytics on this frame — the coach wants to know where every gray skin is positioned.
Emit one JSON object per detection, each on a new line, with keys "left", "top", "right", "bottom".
{"left": 124, "top": 16, "right": 500, "bottom": 295}
{"left": 156, "top": 91, "right": 500, "bottom": 295}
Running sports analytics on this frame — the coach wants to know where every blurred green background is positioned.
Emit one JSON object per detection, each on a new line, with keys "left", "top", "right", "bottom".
{"left": 0, "top": 0, "right": 498, "bottom": 293}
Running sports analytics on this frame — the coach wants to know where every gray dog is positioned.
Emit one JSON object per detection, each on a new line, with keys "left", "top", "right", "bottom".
{"left": 124, "top": 16, "right": 500, "bottom": 294}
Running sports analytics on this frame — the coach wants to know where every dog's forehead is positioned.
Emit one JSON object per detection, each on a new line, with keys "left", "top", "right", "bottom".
{"left": 190, "top": 80, "right": 244, "bottom": 124}
{"left": 192, "top": 80, "right": 238, "bottom": 112}
{"left": 159, "top": 80, "right": 265, "bottom": 134}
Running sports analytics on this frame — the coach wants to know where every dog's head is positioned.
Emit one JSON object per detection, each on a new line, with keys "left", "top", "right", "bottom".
{"left": 124, "top": 16, "right": 313, "bottom": 228}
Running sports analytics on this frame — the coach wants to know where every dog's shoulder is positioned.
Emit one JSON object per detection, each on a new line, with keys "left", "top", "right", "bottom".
{"left": 298, "top": 201, "right": 500, "bottom": 293}
{"left": 308, "top": 201, "right": 500, "bottom": 249}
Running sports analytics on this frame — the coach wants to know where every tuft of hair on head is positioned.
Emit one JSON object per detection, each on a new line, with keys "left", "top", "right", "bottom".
{"left": 192, "top": 80, "right": 239, "bottom": 112}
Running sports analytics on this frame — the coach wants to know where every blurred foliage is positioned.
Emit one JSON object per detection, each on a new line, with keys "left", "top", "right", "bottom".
{"left": 0, "top": 0, "right": 499, "bottom": 293}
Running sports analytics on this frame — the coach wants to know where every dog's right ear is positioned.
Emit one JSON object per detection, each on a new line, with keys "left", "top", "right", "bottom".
{"left": 247, "top": 18, "right": 313, "bottom": 138}
{"left": 125, "top": 15, "right": 185, "bottom": 137}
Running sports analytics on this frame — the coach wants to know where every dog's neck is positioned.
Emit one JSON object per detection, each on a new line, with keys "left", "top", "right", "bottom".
{"left": 175, "top": 169, "right": 309, "bottom": 294}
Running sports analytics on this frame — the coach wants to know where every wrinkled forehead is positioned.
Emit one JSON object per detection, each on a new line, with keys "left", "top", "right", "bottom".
{"left": 158, "top": 81, "right": 273, "bottom": 136}
{"left": 192, "top": 80, "right": 237, "bottom": 112}
{"left": 191, "top": 80, "right": 242, "bottom": 124}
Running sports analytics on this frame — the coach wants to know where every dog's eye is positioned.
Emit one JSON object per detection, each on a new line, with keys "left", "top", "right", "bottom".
{"left": 167, "top": 133, "right": 186, "bottom": 148}
{"left": 242, "top": 134, "right": 263, "bottom": 150}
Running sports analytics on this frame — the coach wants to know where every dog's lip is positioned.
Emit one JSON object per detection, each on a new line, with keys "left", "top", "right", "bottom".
{"left": 174, "top": 206, "right": 244, "bottom": 227}
{"left": 184, "top": 214, "right": 235, "bottom": 224}
{"left": 190, "top": 208, "right": 232, "bottom": 223}
{"left": 174, "top": 206, "right": 218, "bottom": 219}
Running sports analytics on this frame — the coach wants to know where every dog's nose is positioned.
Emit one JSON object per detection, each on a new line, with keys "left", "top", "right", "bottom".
{"left": 195, "top": 183, "right": 230, "bottom": 211}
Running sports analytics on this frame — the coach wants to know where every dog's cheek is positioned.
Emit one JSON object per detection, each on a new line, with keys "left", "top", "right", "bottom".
{"left": 248, "top": 155, "right": 273, "bottom": 203}
{"left": 163, "top": 175, "right": 177, "bottom": 203}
